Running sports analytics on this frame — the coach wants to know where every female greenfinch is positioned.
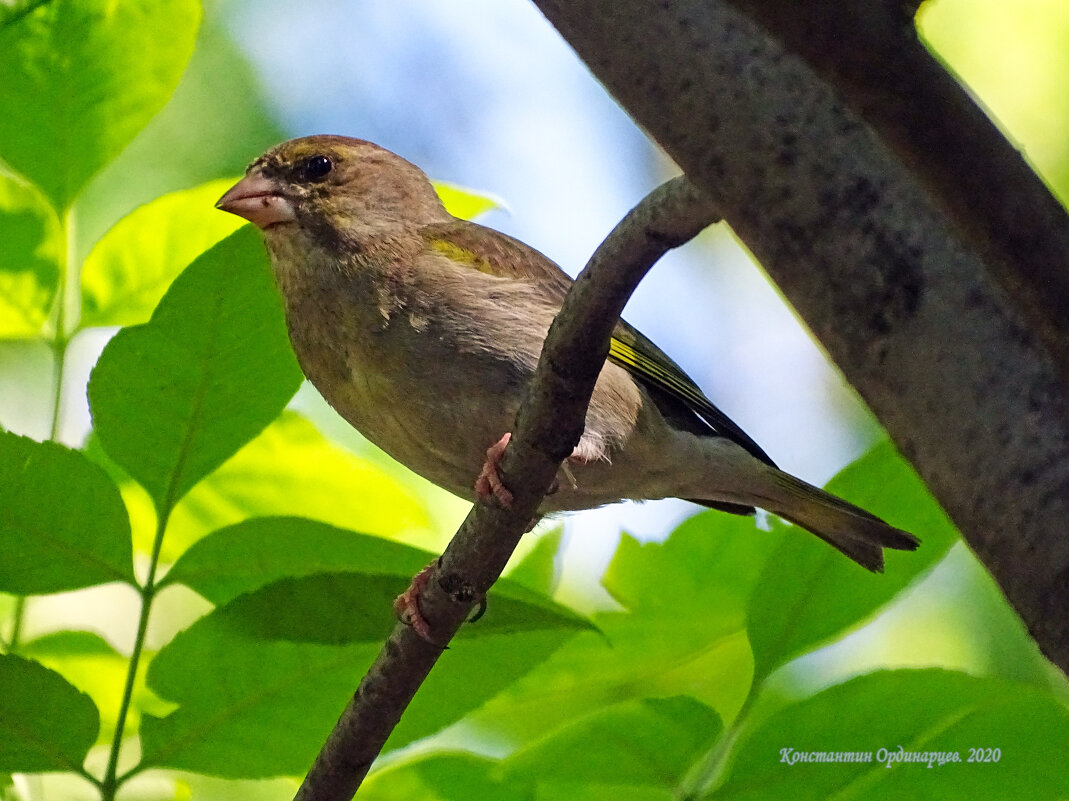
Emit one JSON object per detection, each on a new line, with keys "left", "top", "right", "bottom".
{"left": 218, "top": 135, "right": 918, "bottom": 577}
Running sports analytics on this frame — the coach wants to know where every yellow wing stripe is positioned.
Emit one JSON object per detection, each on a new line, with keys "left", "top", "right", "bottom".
{"left": 608, "top": 337, "right": 710, "bottom": 411}
{"left": 609, "top": 335, "right": 774, "bottom": 464}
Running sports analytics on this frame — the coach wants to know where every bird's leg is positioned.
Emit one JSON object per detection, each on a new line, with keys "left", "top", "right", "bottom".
{"left": 475, "top": 432, "right": 514, "bottom": 507}
{"left": 394, "top": 559, "right": 490, "bottom": 643}
{"left": 393, "top": 561, "right": 437, "bottom": 642}
{"left": 474, "top": 431, "right": 594, "bottom": 508}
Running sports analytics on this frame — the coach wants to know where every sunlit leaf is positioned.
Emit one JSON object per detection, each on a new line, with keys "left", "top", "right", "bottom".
{"left": 162, "top": 516, "right": 431, "bottom": 605}
{"left": 0, "top": 0, "right": 201, "bottom": 210}
{"left": 504, "top": 526, "right": 564, "bottom": 594}
{"left": 468, "top": 513, "right": 774, "bottom": 748}
{"left": 159, "top": 412, "right": 432, "bottom": 558}
{"left": 536, "top": 785, "right": 676, "bottom": 801}
{"left": 0, "top": 653, "right": 99, "bottom": 772}
{"left": 83, "top": 412, "right": 435, "bottom": 563}
{"left": 21, "top": 630, "right": 119, "bottom": 659}
{"left": 141, "top": 591, "right": 581, "bottom": 777}
{"left": 0, "top": 431, "right": 133, "bottom": 593}
{"left": 919, "top": 1, "right": 1069, "bottom": 203}
{"left": 713, "top": 669, "right": 1069, "bottom": 800}
{"left": 0, "top": 173, "right": 61, "bottom": 339}
{"left": 433, "top": 181, "right": 504, "bottom": 220}
{"left": 162, "top": 516, "right": 592, "bottom": 635}
{"left": 73, "top": 17, "right": 288, "bottom": 260}
{"left": 80, "top": 178, "right": 244, "bottom": 328}
{"left": 362, "top": 753, "right": 523, "bottom": 801}
{"left": 1, "top": 1, "right": 49, "bottom": 31}
{"left": 505, "top": 696, "right": 723, "bottom": 787}
{"left": 604, "top": 513, "right": 779, "bottom": 618}
{"left": 747, "top": 442, "right": 958, "bottom": 683}
{"left": 87, "top": 227, "right": 302, "bottom": 513}
{"left": 21, "top": 630, "right": 132, "bottom": 746}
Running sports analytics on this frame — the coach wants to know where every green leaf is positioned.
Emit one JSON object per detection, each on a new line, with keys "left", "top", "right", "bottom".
{"left": 143, "top": 533, "right": 588, "bottom": 777}
{"left": 505, "top": 696, "right": 723, "bottom": 787}
{"left": 72, "top": 14, "right": 288, "bottom": 260}
{"left": 433, "top": 181, "right": 503, "bottom": 220}
{"left": 468, "top": 513, "right": 775, "bottom": 748}
{"left": 80, "top": 178, "right": 245, "bottom": 328}
{"left": 83, "top": 412, "right": 435, "bottom": 563}
{"left": 162, "top": 516, "right": 432, "bottom": 604}
{"left": 162, "top": 516, "right": 592, "bottom": 635}
{"left": 0, "top": 431, "right": 134, "bottom": 593}
{"left": 0, "top": 173, "right": 61, "bottom": 339}
{"left": 157, "top": 412, "right": 433, "bottom": 560}
{"left": 537, "top": 785, "right": 676, "bottom": 801}
{"left": 713, "top": 669, "right": 1069, "bottom": 800}
{"left": 361, "top": 749, "right": 685, "bottom": 801}
{"left": 88, "top": 226, "right": 302, "bottom": 513}
{"left": 1, "top": 2, "right": 46, "bottom": 31}
{"left": 0, "top": 653, "right": 99, "bottom": 773}
{"left": 604, "top": 514, "right": 780, "bottom": 619}
{"left": 362, "top": 753, "right": 525, "bottom": 801}
{"left": 21, "top": 630, "right": 131, "bottom": 746}
{"left": 141, "top": 600, "right": 580, "bottom": 777}
{"left": 505, "top": 526, "right": 564, "bottom": 594}
{"left": 21, "top": 630, "right": 120, "bottom": 658}
{"left": 747, "top": 442, "right": 958, "bottom": 683}
{"left": 0, "top": 0, "right": 201, "bottom": 210}
{"left": 171, "top": 571, "right": 585, "bottom": 647}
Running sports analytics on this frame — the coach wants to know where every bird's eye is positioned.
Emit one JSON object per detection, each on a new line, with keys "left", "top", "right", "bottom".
{"left": 301, "top": 155, "right": 333, "bottom": 182}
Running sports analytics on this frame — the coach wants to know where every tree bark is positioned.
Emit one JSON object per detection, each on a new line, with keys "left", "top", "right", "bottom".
{"left": 529, "top": 0, "right": 1069, "bottom": 674}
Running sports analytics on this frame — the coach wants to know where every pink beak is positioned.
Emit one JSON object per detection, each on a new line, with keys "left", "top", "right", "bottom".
{"left": 216, "top": 173, "right": 296, "bottom": 229}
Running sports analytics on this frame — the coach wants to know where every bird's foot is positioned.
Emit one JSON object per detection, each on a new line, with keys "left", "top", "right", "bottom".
{"left": 475, "top": 432, "right": 514, "bottom": 507}
{"left": 393, "top": 562, "right": 436, "bottom": 642}
{"left": 475, "top": 432, "right": 594, "bottom": 507}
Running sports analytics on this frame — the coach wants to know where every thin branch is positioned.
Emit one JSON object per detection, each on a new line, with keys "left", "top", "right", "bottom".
{"left": 291, "top": 176, "right": 719, "bottom": 801}
{"left": 529, "top": 0, "right": 1069, "bottom": 674}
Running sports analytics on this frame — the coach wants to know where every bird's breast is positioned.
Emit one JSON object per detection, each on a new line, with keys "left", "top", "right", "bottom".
{"left": 282, "top": 289, "right": 520, "bottom": 500}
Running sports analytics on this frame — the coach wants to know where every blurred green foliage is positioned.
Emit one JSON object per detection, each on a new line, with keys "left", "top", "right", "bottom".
{"left": 920, "top": 0, "right": 1069, "bottom": 204}
{"left": 0, "top": 2, "right": 1067, "bottom": 801}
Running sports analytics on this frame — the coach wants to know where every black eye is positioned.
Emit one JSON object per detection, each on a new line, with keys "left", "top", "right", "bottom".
{"left": 301, "top": 155, "right": 333, "bottom": 182}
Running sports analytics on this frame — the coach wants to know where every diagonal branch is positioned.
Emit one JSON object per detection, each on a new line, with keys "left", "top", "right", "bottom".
{"left": 291, "top": 176, "right": 720, "bottom": 801}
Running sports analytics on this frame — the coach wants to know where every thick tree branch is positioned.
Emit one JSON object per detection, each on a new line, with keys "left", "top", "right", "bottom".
{"left": 291, "top": 177, "right": 719, "bottom": 801}
{"left": 726, "top": 0, "right": 1069, "bottom": 384}
{"left": 529, "top": 0, "right": 1069, "bottom": 674}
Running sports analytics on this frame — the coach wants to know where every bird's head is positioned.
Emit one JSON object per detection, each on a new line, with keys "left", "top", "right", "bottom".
{"left": 217, "top": 135, "right": 449, "bottom": 245}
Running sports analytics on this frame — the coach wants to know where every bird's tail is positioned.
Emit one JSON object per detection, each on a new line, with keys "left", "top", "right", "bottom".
{"left": 768, "top": 470, "right": 919, "bottom": 572}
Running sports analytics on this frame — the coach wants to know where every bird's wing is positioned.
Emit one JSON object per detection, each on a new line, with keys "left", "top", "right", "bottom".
{"left": 421, "top": 219, "right": 574, "bottom": 295}
{"left": 607, "top": 322, "right": 774, "bottom": 465}
{"left": 420, "top": 220, "right": 775, "bottom": 466}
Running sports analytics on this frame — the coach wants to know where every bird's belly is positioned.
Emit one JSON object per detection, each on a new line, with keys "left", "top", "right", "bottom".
{"left": 298, "top": 339, "right": 519, "bottom": 502}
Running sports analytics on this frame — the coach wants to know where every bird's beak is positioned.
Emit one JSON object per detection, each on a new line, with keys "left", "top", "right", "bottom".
{"left": 216, "top": 172, "right": 297, "bottom": 229}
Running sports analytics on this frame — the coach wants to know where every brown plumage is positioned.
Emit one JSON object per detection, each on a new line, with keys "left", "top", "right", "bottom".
{"left": 217, "top": 135, "right": 919, "bottom": 572}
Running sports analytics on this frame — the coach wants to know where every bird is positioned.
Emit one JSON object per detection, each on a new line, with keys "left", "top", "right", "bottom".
{"left": 217, "top": 135, "right": 919, "bottom": 635}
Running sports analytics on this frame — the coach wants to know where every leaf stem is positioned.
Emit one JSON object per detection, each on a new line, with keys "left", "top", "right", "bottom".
{"left": 48, "top": 332, "right": 68, "bottom": 442}
{"left": 48, "top": 207, "right": 78, "bottom": 442}
{"left": 3, "top": 596, "right": 26, "bottom": 653}
{"left": 99, "top": 505, "right": 171, "bottom": 801}
{"left": 680, "top": 687, "right": 759, "bottom": 799}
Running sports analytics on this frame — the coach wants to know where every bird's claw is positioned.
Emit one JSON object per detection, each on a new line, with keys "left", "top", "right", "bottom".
{"left": 475, "top": 432, "right": 593, "bottom": 506}
{"left": 475, "top": 432, "right": 514, "bottom": 507}
{"left": 393, "top": 562, "right": 437, "bottom": 643}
